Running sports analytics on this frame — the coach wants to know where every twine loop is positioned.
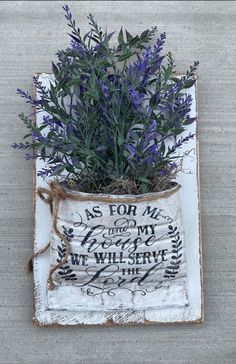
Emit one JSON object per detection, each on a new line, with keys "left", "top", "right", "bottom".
{"left": 28, "top": 181, "right": 71, "bottom": 290}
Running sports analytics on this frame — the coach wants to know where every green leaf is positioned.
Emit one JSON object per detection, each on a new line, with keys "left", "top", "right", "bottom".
{"left": 138, "top": 176, "right": 151, "bottom": 185}
{"left": 171, "top": 77, "right": 182, "bottom": 83}
{"left": 85, "top": 90, "right": 99, "bottom": 101}
{"left": 89, "top": 35, "right": 100, "bottom": 44}
{"left": 125, "top": 29, "right": 133, "bottom": 42}
{"left": 117, "top": 136, "right": 124, "bottom": 146}
{"left": 183, "top": 79, "right": 195, "bottom": 89}
{"left": 160, "top": 141, "right": 165, "bottom": 155}
{"left": 172, "top": 127, "right": 184, "bottom": 135}
{"left": 140, "top": 29, "right": 149, "bottom": 41}
{"left": 141, "top": 182, "right": 149, "bottom": 194}
{"left": 52, "top": 62, "right": 59, "bottom": 79}
{"left": 89, "top": 72, "right": 96, "bottom": 88}
{"left": 41, "top": 147, "right": 46, "bottom": 160}
{"left": 118, "top": 27, "right": 124, "bottom": 44}
{"left": 23, "top": 133, "right": 31, "bottom": 140}
{"left": 118, "top": 51, "right": 134, "bottom": 62}
{"left": 149, "top": 92, "right": 159, "bottom": 109}
{"left": 50, "top": 165, "right": 65, "bottom": 176}
{"left": 67, "top": 79, "right": 82, "bottom": 87}
{"left": 183, "top": 118, "right": 195, "bottom": 125}
{"left": 129, "top": 35, "right": 139, "bottom": 47}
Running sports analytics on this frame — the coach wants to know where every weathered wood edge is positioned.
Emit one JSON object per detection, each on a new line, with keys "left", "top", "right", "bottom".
{"left": 32, "top": 73, "right": 38, "bottom": 328}
{"left": 31, "top": 74, "right": 203, "bottom": 327}
{"left": 195, "top": 77, "right": 204, "bottom": 323}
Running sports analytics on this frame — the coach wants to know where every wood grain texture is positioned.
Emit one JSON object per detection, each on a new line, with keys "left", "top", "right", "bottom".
{"left": 0, "top": 1, "right": 235, "bottom": 363}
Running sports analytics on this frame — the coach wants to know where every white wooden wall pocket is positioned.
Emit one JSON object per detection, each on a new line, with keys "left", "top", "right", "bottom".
{"left": 28, "top": 75, "right": 203, "bottom": 327}
{"left": 13, "top": 5, "right": 203, "bottom": 326}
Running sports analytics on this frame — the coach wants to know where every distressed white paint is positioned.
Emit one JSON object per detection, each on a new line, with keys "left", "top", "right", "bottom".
{"left": 33, "top": 74, "right": 202, "bottom": 325}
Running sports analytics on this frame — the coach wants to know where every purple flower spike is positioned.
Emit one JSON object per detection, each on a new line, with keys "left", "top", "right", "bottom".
{"left": 99, "top": 81, "right": 109, "bottom": 98}
{"left": 16, "top": 88, "right": 40, "bottom": 106}
{"left": 143, "top": 156, "right": 154, "bottom": 166}
{"left": 37, "top": 165, "right": 58, "bottom": 178}
{"left": 128, "top": 85, "right": 144, "bottom": 109}
{"left": 125, "top": 143, "right": 137, "bottom": 156}
{"left": 63, "top": 4, "right": 72, "bottom": 20}
{"left": 147, "top": 144, "right": 160, "bottom": 157}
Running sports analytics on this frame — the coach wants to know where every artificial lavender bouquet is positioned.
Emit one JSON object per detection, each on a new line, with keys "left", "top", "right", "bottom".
{"left": 13, "top": 4, "right": 199, "bottom": 194}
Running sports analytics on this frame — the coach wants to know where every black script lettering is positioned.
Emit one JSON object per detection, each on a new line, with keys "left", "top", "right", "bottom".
{"left": 80, "top": 227, "right": 161, "bottom": 254}
{"left": 109, "top": 205, "right": 117, "bottom": 216}
{"left": 78, "top": 264, "right": 119, "bottom": 287}
{"left": 127, "top": 205, "right": 137, "bottom": 216}
{"left": 85, "top": 206, "right": 102, "bottom": 220}
{"left": 121, "top": 268, "right": 141, "bottom": 275}
{"left": 137, "top": 262, "right": 163, "bottom": 286}
{"left": 106, "top": 218, "right": 136, "bottom": 238}
{"left": 73, "top": 212, "right": 87, "bottom": 230}
{"left": 142, "top": 252, "right": 151, "bottom": 264}
{"left": 94, "top": 252, "right": 126, "bottom": 264}
{"left": 162, "top": 249, "right": 168, "bottom": 261}
{"left": 142, "top": 235, "right": 156, "bottom": 248}
{"left": 127, "top": 249, "right": 168, "bottom": 265}
{"left": 135, "top": 252, "right": 142, "bottom": 265}
{"left": 92, "top": 206, "right": 102, "bottom": 217}
{"left": 142, "top": 207, "right": 173, "bottom": 222}
{"left": 80, "top": 225, "right": 107, "bottom": 252}
{"left": 94, "top": 252, "right": 107, "bottom": 264}
{"left": 142, "top": 206, "right": 163, "bottom": 220}
{"left": 70, "top": 253, "right": 88, "bottom": 266}
{"left": 128, "top": 252, "right": 135, "bottom": 265}
{"left": 117, "top": 275, "right": 140, "bottom": 287}
{"left": 109, "top": 204, "right": 137, "bottom": 216}
{"left": 85, "top": 209, "right": 95, "bottom": 220}
{"left": 137, "top": 224, "right": 157, "bottom": 236}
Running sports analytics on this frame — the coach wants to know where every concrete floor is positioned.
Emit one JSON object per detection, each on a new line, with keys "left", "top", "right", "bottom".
{"left": 0, "top": 1, "right": 236, "bottom": 363}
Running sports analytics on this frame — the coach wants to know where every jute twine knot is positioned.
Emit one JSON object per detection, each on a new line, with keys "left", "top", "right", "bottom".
{"left": 28, "top": 181, "right": 71, "bottom": 290}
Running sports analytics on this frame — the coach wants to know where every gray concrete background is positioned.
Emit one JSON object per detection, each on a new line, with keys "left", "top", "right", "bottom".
{"left": 0, "top": 1, "right": 235, "bottom": 363}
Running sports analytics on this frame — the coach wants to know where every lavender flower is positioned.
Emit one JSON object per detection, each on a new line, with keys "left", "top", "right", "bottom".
{"left": 128, "top": 85, "right": 144, "bottom": 109}
{"left": 125, "top": 143, "right": 137, "bottom": 156}
{"left": 16, "top": 89, "right": 40, "bottom": 106}
{"left": 167, "top": 133, "right": 195, "bottom": 156}
{"left": 31, "top": 131, "right": 47, "bottom": 143}
{"left": 33, "top": 77, "right": 48, "bottom": 99}
{"left": 142, "top": 156, "right": 154, "bottom": 166}
{"left": 99, "top": 81, "right": 109, "bottom": 98}
{"left": 13, "top": 4, "right": 198, "bottom": 192}
{"left": 37, "top": 165, "right": 58, "bottom": 178}
{"left": 63, "top": 4, "right": 73, "bottom": 22}
{"left": 140, "top": 120, "right": 157, "bottom": 150}
{"left": 154, "top": 32, "right": 166, "bottom": 56}
{"left": 11, "top": 142, "right": 30, "bottom": 150}
{"left": 146, "top": 144, "right": 160, "bottom": 157}
{"left": 70, "top": 39, "right": 84, "bottom": 53}
{"left": 25, "top": 153, "right": 39, "bottom": 160}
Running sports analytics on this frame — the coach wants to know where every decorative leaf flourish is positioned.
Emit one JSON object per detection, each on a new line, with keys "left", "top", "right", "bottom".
{"left": 163, "top": 224, "right": 182, "bottom": 279}
{"left": 57, "top": 226, "right": 77, "bottom": 281}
